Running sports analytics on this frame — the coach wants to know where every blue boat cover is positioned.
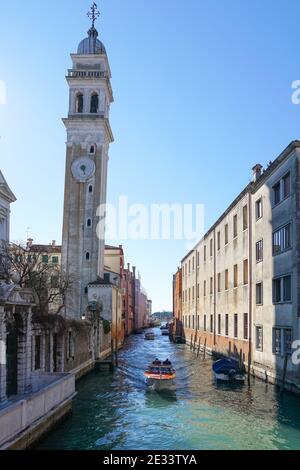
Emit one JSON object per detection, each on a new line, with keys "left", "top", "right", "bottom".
{"left": 213, "top": 358, "right": 241, "bottom": 374}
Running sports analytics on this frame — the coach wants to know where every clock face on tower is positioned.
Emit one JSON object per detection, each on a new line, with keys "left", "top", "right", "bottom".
{"left": 71, "top": 157, "right": 95, "bottom": 182}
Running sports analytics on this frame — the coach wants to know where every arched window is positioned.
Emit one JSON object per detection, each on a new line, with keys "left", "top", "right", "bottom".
{"left": 90, "top": 93, "right": 99, "bottom": 113}
{"left": 89, "top": 185, "right": 93, "bottom": 194}
{"left": 75, "top": 93, "right": 83, "bottom": 113}
{"left": 89, "top": 145, "right": 95, "bottom": 155}
{"left": 86, "top": 252, "right": 90, "bottom": 261}
{"left": 87, "top": 219, "right": 92, "bottom": 228}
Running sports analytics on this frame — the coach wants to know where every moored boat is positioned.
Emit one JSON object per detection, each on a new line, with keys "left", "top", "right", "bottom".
{"left": 212, "top": 358, "right": 245, "bottom": 383}
{"left": 145, "top": 332, "right": 155, "bottom": 340}
{"left": 144, "top": 359, "right": 176, "bottom": 390}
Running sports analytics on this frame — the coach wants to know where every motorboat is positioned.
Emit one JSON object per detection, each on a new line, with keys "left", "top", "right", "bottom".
{"left": 212, "top": 358, "right": 246, "bottom": 383}
{"left": 145, "top": 332, "right": 155, "bottom": 340}
{"left": 161, "top": 328, "right": 169, "bottom": 336}
{"left": 144, "top": 359, "right": 176, "bottom": 390}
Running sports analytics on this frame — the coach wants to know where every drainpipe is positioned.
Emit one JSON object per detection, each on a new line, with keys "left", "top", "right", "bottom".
{"left": 213, "top": 228, "right": 217, "bottom": 347}
{"left": 195, "top": 249, "right": 198, "bottom": 336}
{"left": 248, "top": 192, "right": 253, "bottom": 384}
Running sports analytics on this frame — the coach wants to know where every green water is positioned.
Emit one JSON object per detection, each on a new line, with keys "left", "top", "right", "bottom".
{"left": 38, "top": 328, "right": 300, "bottom": 450}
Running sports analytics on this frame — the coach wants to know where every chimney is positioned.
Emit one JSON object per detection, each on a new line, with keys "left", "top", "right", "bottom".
{"left": 127, "top": 263, "right": 130, "bottom": 272}
{"left": 27, "top": 238, "right": 33, "bottom": 248}
{"left": 132, "top": 266, "right": 136, "bottom": 277}
{"left": 252, "top": 164, "right": 263, "bottom": 182}
{"left": 52, "top": 240, "right": 56, "bottom": 247}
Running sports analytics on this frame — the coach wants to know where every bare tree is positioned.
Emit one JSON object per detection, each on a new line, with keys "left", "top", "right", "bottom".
{"left": 0, "top": 242, "right": 73, "bottom": 316}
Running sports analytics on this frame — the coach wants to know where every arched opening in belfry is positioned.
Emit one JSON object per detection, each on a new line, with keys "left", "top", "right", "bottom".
{"left": 75, "top": 93, "right": 84, "bottom": 113}
{"left": 90, "top": 93, "right": 99, "bottom": 113}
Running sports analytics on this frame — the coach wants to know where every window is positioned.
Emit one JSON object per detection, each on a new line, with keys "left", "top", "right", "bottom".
{"left": 234, "top": 314, "right": 238, "bottom": 339}
{"left": 210, "top": 277, "right": 213, "bottom": 295}
{"left": 243, "top": 259, "right": 248, "bottom": 285}
{"left": 90, "top": 93, "right": 99, "bottom": 113}
{"left": 204, "top": 315, "right": 207, "bottom": 332}
{"left": 89, "top": 145, "right": 95, "bottom": 155}
{"left": 243, "top": 313, "right": 248, "bottom": 340}
{"left": 188, "top": 260, "right": 191, "bottom": 274}
{"left": 217, "top": 273, "right": 221, "bottom": 293}
{"left": 217, "top": 231, "right": 220, "bottom": 251}
{"left": 273, "top": 275, "right": 292, "bottom": 303}
{"left": 192, "top": 256, "right": 195, "bottom": 271}
{"left": 87, "top": 218, "right": 92, "bottom": 227}
{"left": 284, "top": 328, "right": 293, "bottom": 355}
{"left": 273, "top": 224, "right": 291, "bottom": 255}
{"left": 233, "top": 215, "right": 238, "bottom": 239}
{"left": 89, "top": 185, "right": 93, "bottom": 193}
{"left": 75, "top": 92, "right": 83, "bottom": 113}
{"left": 225, "top": 314, "right": 229, "bottom": 336}
{"left": 104, "top": 273, "right": 110, "bottom": 283}
{"left": 42, "top": 255, "right": 49, "bottom": 264}
{"left": 225, "top": 269, "right": 229, "bottom": 290}
{"left": 52, "top": 256, "right": 59, "bottom": 264}
{"left": 218, "top": 314, "right": 221, "bottom": 335}
{"left": 210, "top": 315, "right": 214, "bottom": 333}
{"left": 192, "top": 315, "right": 195, "bottom": 329}
{"left": 243, "top": 205, "right": 248, "bottom": 230}
{"left": 197, "top": 283, "right": 200, "bottom": 299}
{"left": 273, "top": 328, "right": 282, "bottom": 355}
{"left": 192, "top": 286, "right": 195, "bottom": 301}
{"left": 283, "top": 172, "right": 291, "bottom": 199}
{"left": 203, "top": 280, "right": 206, "bottom": 297}
{"left": 225, "top": 224, "right": 229, "bottom": 245}
{"left": 256, "top": 282, "right": 263, "bottom": 305}
{"left": 256, "top": 199, "right": 262, "bottom": 220}
{"left": 197, "top": 251, "right": 200, "bottom": 267}
{"left": 273, "top": 182, "right": 281, "bottom": 206}
{"left": 86, "top": 252, "right": 90, "bottom": 261}
{"left": 204, "top": 246, "right": 207, "bottom": 262}
{"left": 210, "top": 239, "right": 213, "bottom": 257}
{"left": 273, "top": 172, "right": 291, "bottom": 206}
{"left": 256, "top": 326, "right": 263, "bottom": 351}
{"left": 234, "top": 264, "right": 238, "bottom": 288}
{"left": 256, "top": 240, "right": 263, "bottom": 262}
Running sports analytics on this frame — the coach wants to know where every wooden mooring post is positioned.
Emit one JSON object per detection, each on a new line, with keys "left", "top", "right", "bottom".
{"left": 190, "top": 334, "right": 193, "bottom": 350}
{"left": 280, "top": 354, "right": 289, "bottom": 394}
{"left": 203, "top": 338, "right": 207, "bottom": 359}
{"left": 197, "top": 338, "right": 201, "bottom": 357}
{"left": 193, "top": 333, "right": 197, "bottom": 352}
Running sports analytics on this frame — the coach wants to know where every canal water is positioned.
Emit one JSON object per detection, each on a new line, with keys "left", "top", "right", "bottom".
{"left": 38, "top": 328, "right": 300, "bottom": 450}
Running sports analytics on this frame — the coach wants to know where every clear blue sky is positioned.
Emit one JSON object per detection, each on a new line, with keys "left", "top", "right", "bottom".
{"left": 1, "top": 0, "right": 300, "bottom": 312}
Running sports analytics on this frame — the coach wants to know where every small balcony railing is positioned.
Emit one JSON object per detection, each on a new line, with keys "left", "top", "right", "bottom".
{"left": 67, "top": 70, "right": 108, "bottom": 79}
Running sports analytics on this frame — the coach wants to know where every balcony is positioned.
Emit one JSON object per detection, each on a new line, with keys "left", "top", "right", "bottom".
{"left": 67, "top": 70, "right": 108, "bottom": 79}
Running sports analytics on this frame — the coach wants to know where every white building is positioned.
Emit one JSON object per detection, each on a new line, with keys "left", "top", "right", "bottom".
{"left": 181, "top": 141, "right": 300, "bottom": 394}
{"left": 0, "top": 171, "right": 16, "bottom": 243}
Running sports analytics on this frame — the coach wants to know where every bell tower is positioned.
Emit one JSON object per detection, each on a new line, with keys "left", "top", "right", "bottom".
{"left": 62, "top": 3, "right": 114, "bottom": 319}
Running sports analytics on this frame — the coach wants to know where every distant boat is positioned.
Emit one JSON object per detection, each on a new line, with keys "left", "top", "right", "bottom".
{"left": 144, "top": 359, "right": 176, "bottom": 390}
{"left": 212, "top": 358, "right": 245, "bottom": 383}
{"left": 145, "top": 332, "right": 155, "bottom": 340}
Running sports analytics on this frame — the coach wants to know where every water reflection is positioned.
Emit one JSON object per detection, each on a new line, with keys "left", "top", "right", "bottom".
{"left": 38, "top": 327, "right": 300, "bottom": 450}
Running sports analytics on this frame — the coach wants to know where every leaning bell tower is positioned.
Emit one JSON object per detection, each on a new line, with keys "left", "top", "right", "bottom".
{"left": 62, "top": 3, "right": 114, "bottom": 319}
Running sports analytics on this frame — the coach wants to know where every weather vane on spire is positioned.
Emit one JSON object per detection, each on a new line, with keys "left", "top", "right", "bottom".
{"left": 87, "top": 2, "right": 100, "bottom": 28}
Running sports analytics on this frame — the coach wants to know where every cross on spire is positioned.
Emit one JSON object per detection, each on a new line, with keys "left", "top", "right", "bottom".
{"left": 87, "top": 2, "right": 100, "bottom": 28}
